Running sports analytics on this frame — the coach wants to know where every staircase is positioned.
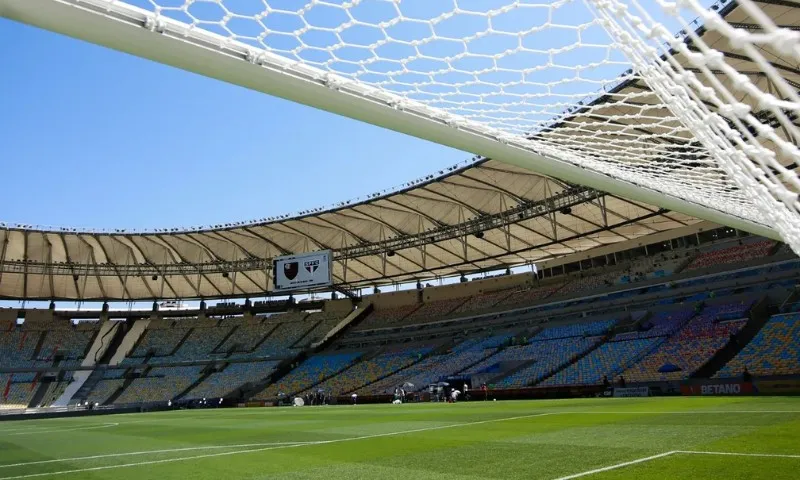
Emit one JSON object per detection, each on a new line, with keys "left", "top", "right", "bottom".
{"left": 104, "top": 376, "right": 136, "bottom": 405}
{"left": 290, "top": 318, "right": 324, "bottom": 349}
{"left": 692, "top": 298, "right": 773, "bottom": 379}
{"left": 71, "top": 368, "right": 107, "bottom": 404}
{"left": 169, "top": 328, "right": 195, "bottom": 356}
{"left": 212, "top": 326, "right": 239, "bottom": 354}
{"left": 310, "top": 303, "right": 373, "bottom": 350}
{"left": 174, "top": 364, "right": 216, "bottom": 401}
{"left": 28, "top": 378, "right": 52, "bottom": 408}
{"left": 54, "top": 320, "right": 127, "bottom": 407}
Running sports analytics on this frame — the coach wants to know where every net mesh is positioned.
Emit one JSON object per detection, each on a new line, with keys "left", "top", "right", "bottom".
{"left": 85, "top": 1, "right": 800, "bottom": 252}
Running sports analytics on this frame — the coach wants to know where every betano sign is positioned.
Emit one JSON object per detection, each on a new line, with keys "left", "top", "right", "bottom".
{"left": 680, "top": 382, "right": 756, "bottom": 396}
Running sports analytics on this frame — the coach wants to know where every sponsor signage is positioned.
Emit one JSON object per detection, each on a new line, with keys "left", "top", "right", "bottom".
{"left": 613, "top": 387, "right": 650, "bottom": 398}
{"left": 273, "top": 250, "right": 333, "bottom": 292}
{"left": 680, "top": 382, "right": 755, "bottom": 396}
{"left": 756, "top": 380, "right": 800, "bottom": 395}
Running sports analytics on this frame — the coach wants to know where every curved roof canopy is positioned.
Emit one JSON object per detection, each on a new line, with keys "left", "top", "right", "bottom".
{"left": 0, "top": 161, "right": 698, "bottom": 301}
{"left": 0, "top": 0, "right": 796, "bottom": 301}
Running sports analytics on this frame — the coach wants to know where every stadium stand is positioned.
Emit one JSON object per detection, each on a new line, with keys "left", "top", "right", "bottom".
{"left": 359, "top": 334, "right": 513, "bottom": 394}
{"left": 257, "top": 352, "right": 362, "bottom": 399}
{"left": 295, "top": 312, "right": 342, "bottom": 348}
{"left": 495, "top": 337, "right": 601, "bottom": 388}
{"left": 623, "top": 302, "right": 753, "bottom": 382}
{"left": 216, "top": 317, "right": 278, "bottom": 354}
{"left": 448, "top": 289, "right": 515, "bottom": 316}
{"left": 399, "top": 298, "right": 468, "bottom": 325}
{"left": 306, "top": 347, "right": 432, "bottom": 396}
{"left": 185, "top": 360, "right": 280, "bottom": 400}
{"left": 114, "top": 366, "right": 204, "bottom": 404}
{"left": 715, "top": 313, "right": 800, "bottom": 378}
{"left": 3, "top": 231, "right": 798, "bottom": 410}
{"left": 685, "top": 240, "right": 775, "bottom": 271}
{"left": 85, "top": 378, "right": 125, "bottom": 405}
{"left": 0, "top": 377, "right": 37, "bottom": 410}
{"left": 354, "top": 305, "right": 421, "bottom": 331}
{"left": 541, "top": 337, "right": 663, "bottom": 386}
{"left": 495, "top": 283, "right": 563, "bottom": 309}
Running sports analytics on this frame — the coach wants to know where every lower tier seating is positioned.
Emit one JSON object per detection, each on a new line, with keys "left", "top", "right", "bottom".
{"left": 257, "top": 352, "right": 361, "bottom": 399}
{"left": 185, "top": 361, "right": 280, "bottom": 400}
{"left": 306, "top": 347, "right": 431, "bottom": 396}
{"left": 623, "top": 302, "right": 752, "bottom": 382}
{"left": 541, "top": 337, "right": 663, "bottom": 386}
{"left": 716, "top": 313, "right": 800, "bottom": 378}
{"left": 495, "top": 337, "right": 601, "bottom": 388}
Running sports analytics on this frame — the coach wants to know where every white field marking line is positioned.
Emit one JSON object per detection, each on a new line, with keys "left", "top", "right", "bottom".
{"left": 4, "top": 423, "right": 118, "bottom": 436}
{"left": 0, "top": 413, "right": 553, "bottom": 480}
{"left": 553, "top": 450, "right": 800, "bottom": 479}
{"left": 677, "top": 450, "right": 800, "bottom": 459}
{"left": 553, "top": 410, "right": 800, "bottom": 414}
{"left": 0, "top": 442, "right": 315, "bottom": 469}
{"left": 552, "top": 451, "right": 678, "bottom": 480}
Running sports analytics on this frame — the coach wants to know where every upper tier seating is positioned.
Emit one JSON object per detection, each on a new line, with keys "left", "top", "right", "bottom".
{"left": 685, "top": 240, "right": 775, "bottom": 271}
{"left": 35, "top": 321, "right": 99, "bottom": 367}
{"left": 398, "top": 298, "right": 468, "bottom": 325}
{"left": 494, "top": 284, "right": 563, "bottom": 309}
{"left": 623, "top": 302, "right": 753, "bottom": 382}
{"left": 295, "top": 312, "right": 342, "bottom": 348}
{"left": 354, "top": 305, "right": 420, "bottom": 331}
{"left": 541, "top": 337, "right": 662, "bottom": 386}
{"left": 216, "top": 317, "right": 277, "bottom": 354}
{"left": 250, "top": 313, "right": 315, "bottom": 357}
{"left": 613, "top": 309, "right": 696, "bottom": 341}
{"left": 448, "top": 289, "right": 515, "bottom": 316}
{"left": 127, "top": 318, "right": 192, "bottom": 358}
{"left": 307, "top": 347, "right": 431, "bottom": 395}
{"left": 258, "top": 352, "right": 361, "bottom": 399}
{"left": 533, "top": 319, "right": 616, "bottom": 341}
{"left": 716, "top": 313, "right": 800, "bottom": 378}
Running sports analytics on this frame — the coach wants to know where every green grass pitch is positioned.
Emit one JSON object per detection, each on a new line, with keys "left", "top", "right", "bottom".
{"left": 1, "top": 397, "right": 799, "bottom": 479}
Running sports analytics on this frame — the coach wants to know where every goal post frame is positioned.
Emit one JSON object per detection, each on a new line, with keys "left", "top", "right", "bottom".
{"left": 0, "top": 0, "right": 781, "bottom": 241}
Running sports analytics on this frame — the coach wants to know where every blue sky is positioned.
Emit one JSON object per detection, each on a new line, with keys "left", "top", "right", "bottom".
{"left": 0, "top": 19, "right": 467, "bottom": 231}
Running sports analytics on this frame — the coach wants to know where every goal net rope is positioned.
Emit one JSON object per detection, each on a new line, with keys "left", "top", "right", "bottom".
{"left": 7, "top": 0, "right": 800, "bottom": 253}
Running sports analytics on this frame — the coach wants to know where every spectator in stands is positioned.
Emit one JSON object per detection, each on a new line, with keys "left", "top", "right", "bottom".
{"left": 742, "top": 366, "right": 753, "bottom": 383}
{"left": 618, "top": 375, "right": 626, "bottom": 388}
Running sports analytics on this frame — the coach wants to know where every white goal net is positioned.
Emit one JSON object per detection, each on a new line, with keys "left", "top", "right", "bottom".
{"left": 2, "top": 0, "right": 799, "bottom": 253}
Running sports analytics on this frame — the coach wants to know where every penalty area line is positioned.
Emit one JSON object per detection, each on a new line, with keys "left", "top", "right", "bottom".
{"left": 553, "top": 450, "right": 800, "bottom": 479}
{"left": 0, "top": 413, "right": 553, "bottom": 480}
{"left": 552, "top": 451, "right": 678, "bottom": 480}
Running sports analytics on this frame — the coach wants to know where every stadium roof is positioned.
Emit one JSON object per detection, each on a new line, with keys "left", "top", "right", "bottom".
{"left": 0, "top": 159, "right": 701, "bottom": 300}
{"left": 0, "top": 0, "right": 796, "bottom": 301}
